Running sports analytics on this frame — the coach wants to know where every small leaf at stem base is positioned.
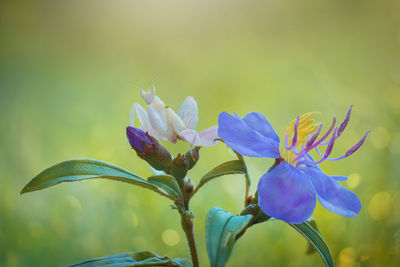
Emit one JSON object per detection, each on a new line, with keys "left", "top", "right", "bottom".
{"left": 205, "top": 207, "right": 253, "bottom": 267}
{"left": 65, "top": 250, "right": 192, "bottom": 267}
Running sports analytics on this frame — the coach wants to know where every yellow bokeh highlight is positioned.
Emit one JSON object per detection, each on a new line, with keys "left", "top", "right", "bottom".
{"left": 338, "top": 247, "right": 357, "bottom": 267}
{"left": 161, "top": 229, "right": 180, "bottom": 246}
{"left": 346, "top": 173, "right": 361, "bottom": 189}
{"left": 368, "top": 191, "right": 392, "bottom": 221}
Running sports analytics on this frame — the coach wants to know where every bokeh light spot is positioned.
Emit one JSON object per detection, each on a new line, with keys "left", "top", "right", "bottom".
{"left": 162, "top": 229, "right": 180, "bottom": 246}
{"left": 346, "top": 173, "right": 361, "bottom": 189}
{"left": 368, "top": 191, "right": 392, "bottom": 221}
{"left": 339, "top": 247, "right": 357, "bottom": 267}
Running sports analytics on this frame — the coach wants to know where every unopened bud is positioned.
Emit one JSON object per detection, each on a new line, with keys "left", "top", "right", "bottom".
{"left": 126, "top": 126, "right": 152, "bottom": 153}
{"left": 184, "top": 146, "right": 200, "bottom": 170}
{"left": 169, "top": 153, "right": 189, "bottom": 180}
{"left": 126, "top": 126, "right": 172, "bottom": 171}
{"left": 184, "top": 178, "right": 194, "bottom": 194}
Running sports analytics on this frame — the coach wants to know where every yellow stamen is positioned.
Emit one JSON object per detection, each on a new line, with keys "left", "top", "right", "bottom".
{"left": 280, "top": 112, "right": 322, "bottom": 165}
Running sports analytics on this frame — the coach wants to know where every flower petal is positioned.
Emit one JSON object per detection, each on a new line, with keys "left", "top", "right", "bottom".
{"left": 242, "top": 112, "right": 280, "bottom": 142}
{"left": 180, "top": 126, "right": 219, "bottom": 146}
{"left": 218, "top": 112, "right": 280, "bottom": 158}
{"left": 330, "top": 175, "right": 349, "bottom": 182}
{"left": 179, "top": 129, "right": 201, "bottom": 145}
{"left": 258, "top": 161, "right": 316, "bottom": 224}
{"left": 178, "top": 96, "right": 199, "bottom": 130}
{"left": 305, "top": 167, "right": 361, "bottom": 217}
{"left": 198, "top": 126, "right": 219, "bottom": 146}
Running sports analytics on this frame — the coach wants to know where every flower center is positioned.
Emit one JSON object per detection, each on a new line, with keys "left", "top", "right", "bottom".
{"left": 279, "top": 112, "right": 321, "bottom": 165}
{"left": 278, "top": 106, "right": 369, "bottom": 167}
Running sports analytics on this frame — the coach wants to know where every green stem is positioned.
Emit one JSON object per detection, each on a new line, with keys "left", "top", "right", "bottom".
{"left": 180, "top": 212, "right": 199, "bottom": 267}
{"left": 178, "top": 179, "right": 199, "bottom": 267}
{"left": 233, "top": 150, "right": 251, "bottom": 207}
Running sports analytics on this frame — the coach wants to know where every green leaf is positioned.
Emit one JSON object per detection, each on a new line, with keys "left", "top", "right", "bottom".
{"left": 171, "top": 258, "right": 193, "bottom": 267}
{"left": 147, "top": 175, "right": 183, "bottom": 201}
{"left": 192, "top": 160, "right": 245, "bottom": 195}
{"left": 21, "top": 159, "right": 172, "bottom": 200}
{"left": 206, "top": 207, "right": 253, "bottom": 267}
{"left": 305, "top": 218, "right": 319, "bottom": 255}
{"left": 289, "top": 222, "right": 333, "bottom": 267}
{"left": 202, "top": 160, "right": 245, "bottom": 182}
{"left": 65, "top": 250, "right": 192, "bottom": 266}
{"left": 232, "top": 151, "right": 251, "bottom": 204}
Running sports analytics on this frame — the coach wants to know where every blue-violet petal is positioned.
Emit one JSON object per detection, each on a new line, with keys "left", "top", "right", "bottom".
{"left": 218, "top": 112, "right": 280, "bottom": 158}
{"left": 258, "top": 161, "right": 317, "bottom": 224}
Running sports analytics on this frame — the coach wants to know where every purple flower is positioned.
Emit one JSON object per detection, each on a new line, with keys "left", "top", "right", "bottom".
{"left": 126, "top": 126, "right": 153, "bottom": 153}
{"left": 126, "top": 126, "right": 173, "bottom": 171}
{"left": 218, "top": 106, "right": 369, "bottom": 224}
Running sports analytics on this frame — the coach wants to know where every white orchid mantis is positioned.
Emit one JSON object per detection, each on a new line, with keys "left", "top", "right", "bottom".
{"left": 130, "top": 87, "right": 219, "bottom": 146}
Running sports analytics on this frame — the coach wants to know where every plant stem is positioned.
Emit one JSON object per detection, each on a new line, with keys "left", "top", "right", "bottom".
{"left": 180, "top": 211, "right": 199, "bottom": 267}
{"left": 233, "top": 150, "right": 251, "bottom": 207}
{"left": 178, "top": 179, "right": 199, "bottom": 267}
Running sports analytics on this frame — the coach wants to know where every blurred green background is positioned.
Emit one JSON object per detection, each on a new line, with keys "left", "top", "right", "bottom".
{"left": 1, "top": 0, "right": 399, "bottom": 266}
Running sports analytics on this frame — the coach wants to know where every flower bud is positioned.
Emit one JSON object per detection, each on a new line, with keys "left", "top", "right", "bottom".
{"left": 184, "top": 178, "right": 194, "bottom": 195}
{"left": 126, "top": 126, "right": 152, "bottom": 153}
{"left": 126, "top": 126, "right": 172, "bottom": 171}
{"left": 184, "top": 146, "right": 200, "bottom": 170}
{"left": 169, "top": 153, "right": 189, "bottom": 180}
